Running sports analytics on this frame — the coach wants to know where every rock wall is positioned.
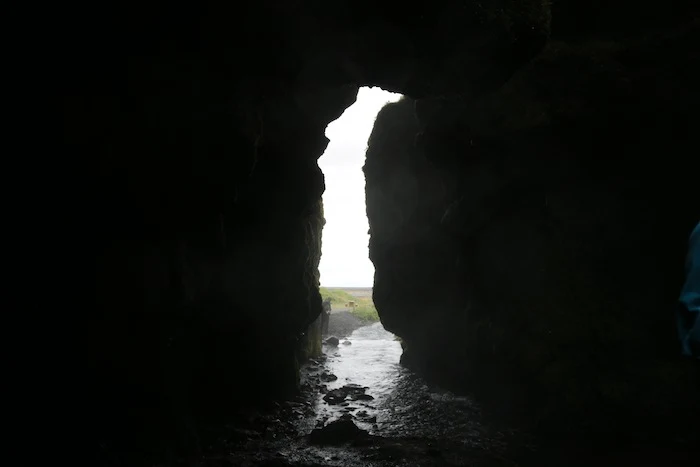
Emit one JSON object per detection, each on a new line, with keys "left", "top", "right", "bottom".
{"left": 366, "top": 22, "right": 700, "bottom": 436}
{"left": 52, "top": 0, "right": 700, "bottom": 459}
{"left": 65, "top": 0, "right": 548, "bottom": 457}
{"left": 88, "top": 84, "right": 354, "bottom": 455}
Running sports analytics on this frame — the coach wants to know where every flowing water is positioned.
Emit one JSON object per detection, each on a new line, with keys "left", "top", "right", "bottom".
{"left": 324, "top": 322, "right": 404, "bottom": 399}
{"left": 294, "top": 323, "right": 516, "bottom": 457}
{"left": 301, "top": 323, "right": 405, "bottom": 431}
{"left": 217, "top": 321, "right": 693, "bottom": 467}
{"left": 211, "top": 322, "right": 522, "bottom": 466}
{"left": 109, "top": 323, "right": 696, "bottom": 466}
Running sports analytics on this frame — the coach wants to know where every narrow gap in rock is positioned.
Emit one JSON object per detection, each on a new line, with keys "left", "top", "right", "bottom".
{"left": 317, "top": 86, "right": 401, "bottom": 340}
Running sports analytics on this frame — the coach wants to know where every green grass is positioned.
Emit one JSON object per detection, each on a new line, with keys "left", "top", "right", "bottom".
{"left": 319, "top": 287, "right": 380, "bottom": 322}
{"left": 319, "top": 287, "right": 356, "bottom": 305}
{"left": 351, "top": 303, "right": 379, "bottom": 322}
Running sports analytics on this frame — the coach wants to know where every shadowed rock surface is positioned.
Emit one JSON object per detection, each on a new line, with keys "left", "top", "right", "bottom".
{"left": 49, "top": 0, "right": 700, "bottom": 464}
{"left": 366, "top": 27, "right": 700, "bottom": 437}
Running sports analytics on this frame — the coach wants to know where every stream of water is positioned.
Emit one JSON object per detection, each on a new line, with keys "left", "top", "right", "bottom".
{"left": 298, "top": 322, "right": 507, "bottom": 447}
{"left": 210, "top": 322, "right": 694, "bottom": 467}
{"left": 213, "top": 322, "right": 520, "bottom": 466}
{"left": 324, "top": 322, "right": 404, "bottom": 398}
{"left": 107, "top": 323, "right": 697, "bottom": 466}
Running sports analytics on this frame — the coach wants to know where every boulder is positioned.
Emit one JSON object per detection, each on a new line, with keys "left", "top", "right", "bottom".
{"left": 324, "top": 336, "right": 340, "bottom": 346}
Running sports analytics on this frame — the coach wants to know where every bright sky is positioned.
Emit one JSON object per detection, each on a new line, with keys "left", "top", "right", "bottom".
{"left": 318, "top": 87, "right": 402, "bottom": 287}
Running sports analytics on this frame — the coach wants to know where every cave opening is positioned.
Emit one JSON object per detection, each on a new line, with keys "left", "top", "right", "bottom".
{"left": 318, "top": 87, "right": 402, "bottom": 290}
{"left": 317, "top": 87, "right": 401, "bottom": 339}
{"left": 310, "top": 88, "right": 409, "bottom": 426}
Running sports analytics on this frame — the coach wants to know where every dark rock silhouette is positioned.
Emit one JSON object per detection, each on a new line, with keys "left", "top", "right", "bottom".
{"left": 323, "top": 384, "right": 372, "bottom": 405}
{"left": 309, "top": 419, "right": 368, "bottom": 445}
{"left": 50, "top": 0, "right": 700, "bottom": 463}
{"left": 365, "top": 32, "right": 700, "bottom": 436}
{"left": 324, "top": 336, "right": 340, "bottom": 347}
{"left": 321, "top": 298, "right": 332, "bottom": 335}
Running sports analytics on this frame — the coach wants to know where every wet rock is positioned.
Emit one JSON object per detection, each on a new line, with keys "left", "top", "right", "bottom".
{"left": 342, "top": 340, "right": 352, "bottom": 345}
{"left": 322, "top": 384, "right": 371, "bottom": 405}
{"left": 300, "top": 382, "right": 313, "bottom": 391}
{"left": 323, "top": 390, "right": 346, "bottom": 405}
{"left": 324, "top": 336, "right": 339, "bottom": 346}
{"left": 309, "top": 419, "right": 367, "bottom": 445}
{"left": 319, "top": 372, "right": 338, "bottom": 382}
{"left": 349, "top": 393, "right": 374, "bottom": 401}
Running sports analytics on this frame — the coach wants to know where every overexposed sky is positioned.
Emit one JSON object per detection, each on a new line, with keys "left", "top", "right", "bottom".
{"left": 318, "top": 87, "right": 402, "bottom": 287}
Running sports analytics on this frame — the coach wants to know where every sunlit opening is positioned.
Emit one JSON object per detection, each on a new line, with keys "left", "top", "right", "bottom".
{"left": 318, "top": 87, "right": 402, "bottom": 290}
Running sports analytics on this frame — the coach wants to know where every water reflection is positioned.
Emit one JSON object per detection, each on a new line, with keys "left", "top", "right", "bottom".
{"left": 324, "top": 322, "right": 404, "bottom": 399}
{"left": 297, "top": 322, "right": 489, "bottom": 447}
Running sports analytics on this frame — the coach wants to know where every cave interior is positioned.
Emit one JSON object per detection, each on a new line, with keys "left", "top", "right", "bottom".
{"left": 55, "top": 1, "right": 700, "bottom": 464}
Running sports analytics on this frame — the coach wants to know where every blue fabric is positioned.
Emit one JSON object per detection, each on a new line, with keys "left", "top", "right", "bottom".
{"left": 678, "top": 222, "right": 700, "bottom": 358}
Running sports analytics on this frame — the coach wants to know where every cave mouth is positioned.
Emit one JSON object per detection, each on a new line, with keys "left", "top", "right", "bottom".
{"left": 316, "top": 86, "right": 402, "bottom": 343}
{"left": 318, "top": 87, "right": 402, "bottom": 291}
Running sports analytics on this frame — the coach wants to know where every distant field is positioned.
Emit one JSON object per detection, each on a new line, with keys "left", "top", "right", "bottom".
{"left": 330, "top": 287, "right": 373, "bottom": 299}
{"left": 319, "top": 287, "right": 378, "bottom": 321}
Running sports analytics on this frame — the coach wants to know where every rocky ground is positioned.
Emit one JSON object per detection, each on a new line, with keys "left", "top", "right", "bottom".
{"left": 194, "top": 354, "right": 523, "bottom": 467}
{"left": 140, "top": 322, "right": 699, "bottom": 467}
{"left": 187, "top": 355, "right": 699, "bottom": 467}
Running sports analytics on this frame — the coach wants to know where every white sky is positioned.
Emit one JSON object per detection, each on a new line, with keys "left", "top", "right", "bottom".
{"left": 318, "top": 87, "right": 402, "bottom": 287}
